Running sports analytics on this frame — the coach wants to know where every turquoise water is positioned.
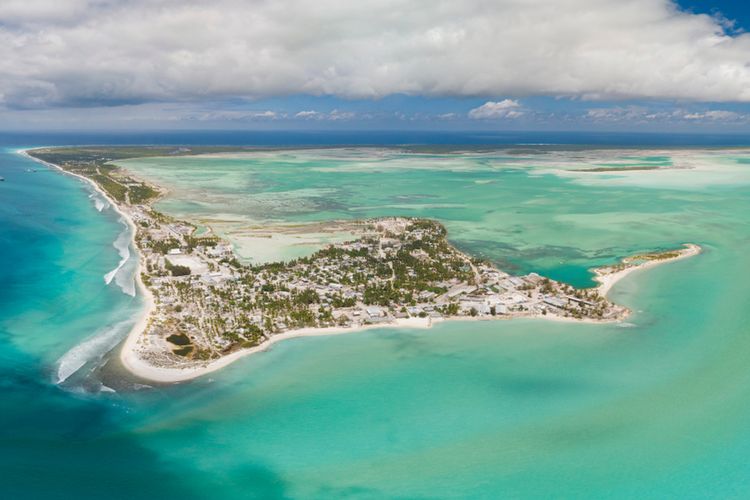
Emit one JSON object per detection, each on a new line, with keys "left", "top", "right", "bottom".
{"left": 120, "top": 149, "right": 747, "bottom": 286}
{"left": 4, "top": 143, "right": 750, "bottom": 498}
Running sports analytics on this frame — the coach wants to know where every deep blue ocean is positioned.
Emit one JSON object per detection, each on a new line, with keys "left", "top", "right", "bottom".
{"left": 2, "top": 130, "right": 750, "bottom": 499}
{"left": 4, "top": 129, "right": 750, "bottom": 147}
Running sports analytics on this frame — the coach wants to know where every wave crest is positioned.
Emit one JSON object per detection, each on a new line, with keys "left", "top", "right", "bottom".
{"left": 89, "top": 192, "right": 110, "bottom": 212}
{"left": 55, "top": 319, "right": 134, "bottom": 384}
{"left": 103, "top": 217, "right": 136, "bottom": 296}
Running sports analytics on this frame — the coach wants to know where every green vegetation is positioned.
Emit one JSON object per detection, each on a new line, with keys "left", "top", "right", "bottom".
{"left": 165, "top": 260, "right": 191, "bottom": 277}
{"left": 148, "top": 237, "right": 182, "bottom": 254}
{"left": 91, "top": 173, "right": 127, "bottom": 202}
{"left": 129, "top": 183, "right": 159, "bottom": 203}
{"left": 186, "top": 235, "right": 219, "bottom": 250}
{"left": 632, "top": 250, "right": 682, "bottom": 261}
{"left": 28, "top": 148, "right": 163, "bottom": 206}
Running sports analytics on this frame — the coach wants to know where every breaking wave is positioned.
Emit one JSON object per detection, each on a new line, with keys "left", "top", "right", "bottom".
{"left": 55, "top": 319, "right": 134, "bottom": 384}
{"left": 89, "top": 192, "right": 109, "bottom": 212}
{"left": 104, "top": 217, "right": 136, "bottom": 296}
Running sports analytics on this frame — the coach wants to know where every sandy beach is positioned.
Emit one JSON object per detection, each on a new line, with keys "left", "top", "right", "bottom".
{"left": 120, "top": 310, "right": 628, "bottom": 384}
{"left": 593, "top": 243, "right": 702, "bottom": 297}
{"left": 120, "top": 316, "right": 433, "bottom": 383}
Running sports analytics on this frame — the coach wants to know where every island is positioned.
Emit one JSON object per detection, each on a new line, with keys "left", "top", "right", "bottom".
{"left": 23, "top": 147, "right": 702, "bottom": 383}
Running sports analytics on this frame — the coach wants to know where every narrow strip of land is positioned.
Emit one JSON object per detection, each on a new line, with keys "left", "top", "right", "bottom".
{"left": 594, "top": 244, "right": 702, "bottom": 296}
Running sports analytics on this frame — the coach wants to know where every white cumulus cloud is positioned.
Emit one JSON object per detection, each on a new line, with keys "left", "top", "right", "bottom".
{"left": 187, "top": 110, "right": 280, "bottom": 121}
{"left": 586, "top": 106, "right": 650, "bottom": 121}
{"left": 468, "top": 100, "right": 523, "bottom": 119}
{"left": 294, "top": 109, "right": 355, "bottom": 120}
{"left": 586, "top": 106, "right": 748, "bottom": 123}
{"left": 295, "top": 110, "right": 322, "bottom": 119}
{"left": 683, "top": 110, "right": 743, "bottom": 121}
{"left": 2, "top": 0, "right": 750, "bottom": 108}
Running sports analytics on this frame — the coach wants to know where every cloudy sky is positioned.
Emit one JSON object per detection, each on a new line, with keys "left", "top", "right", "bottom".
{"left": 2, "top": 0, "right": 750, "bottom": 131}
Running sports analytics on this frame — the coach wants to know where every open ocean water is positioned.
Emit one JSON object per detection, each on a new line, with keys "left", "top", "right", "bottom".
{"left": 2, "top": 131, "right": 750, "bottom": 499}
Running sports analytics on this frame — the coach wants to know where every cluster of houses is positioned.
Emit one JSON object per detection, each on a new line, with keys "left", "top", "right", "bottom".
{"left": 129, "top": 211, "right": 619, "bottom": 361}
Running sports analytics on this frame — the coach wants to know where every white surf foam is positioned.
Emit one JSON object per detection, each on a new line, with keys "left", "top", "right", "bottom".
{"left": 89, "top": 192, "right": 109, "bottom": 212}
{"left": 103, "top": 218, "right": 136, "bottom": 296}
{"left": 55, "top": 318, "right": 134, "bottom": 384}
{"left": 114, "top": 256, "right": 137, "bottom": 297}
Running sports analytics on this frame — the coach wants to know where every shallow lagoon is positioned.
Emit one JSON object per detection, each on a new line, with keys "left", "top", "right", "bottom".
{"left": 120, "top": 148, "right": 749, "bottom": 286}
{"left": 3, "top": 144, "right": 750, "bottom": 498}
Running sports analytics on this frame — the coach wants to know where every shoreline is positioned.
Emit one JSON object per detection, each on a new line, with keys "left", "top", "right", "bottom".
{"left": 593, "top": 243, "right": 702, "bottom": 297}
{"left": 18, "top": 149, "right": 158, "bottom": 382}
{"left": 20, "top": 148, "right": 702, "bottom": 385}
{"left": 117, "top": 306, "right": 630, "bottom": 384}
{"left": 120, "top": 317, "right": 434, "bottom": 383}
{"left": 117, "top": 239, "right": 702, "bottom": 383}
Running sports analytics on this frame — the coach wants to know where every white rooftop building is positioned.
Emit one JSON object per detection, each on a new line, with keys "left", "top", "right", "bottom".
{"left": 366, "top": 307, "right": 385, "bottom": 318}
